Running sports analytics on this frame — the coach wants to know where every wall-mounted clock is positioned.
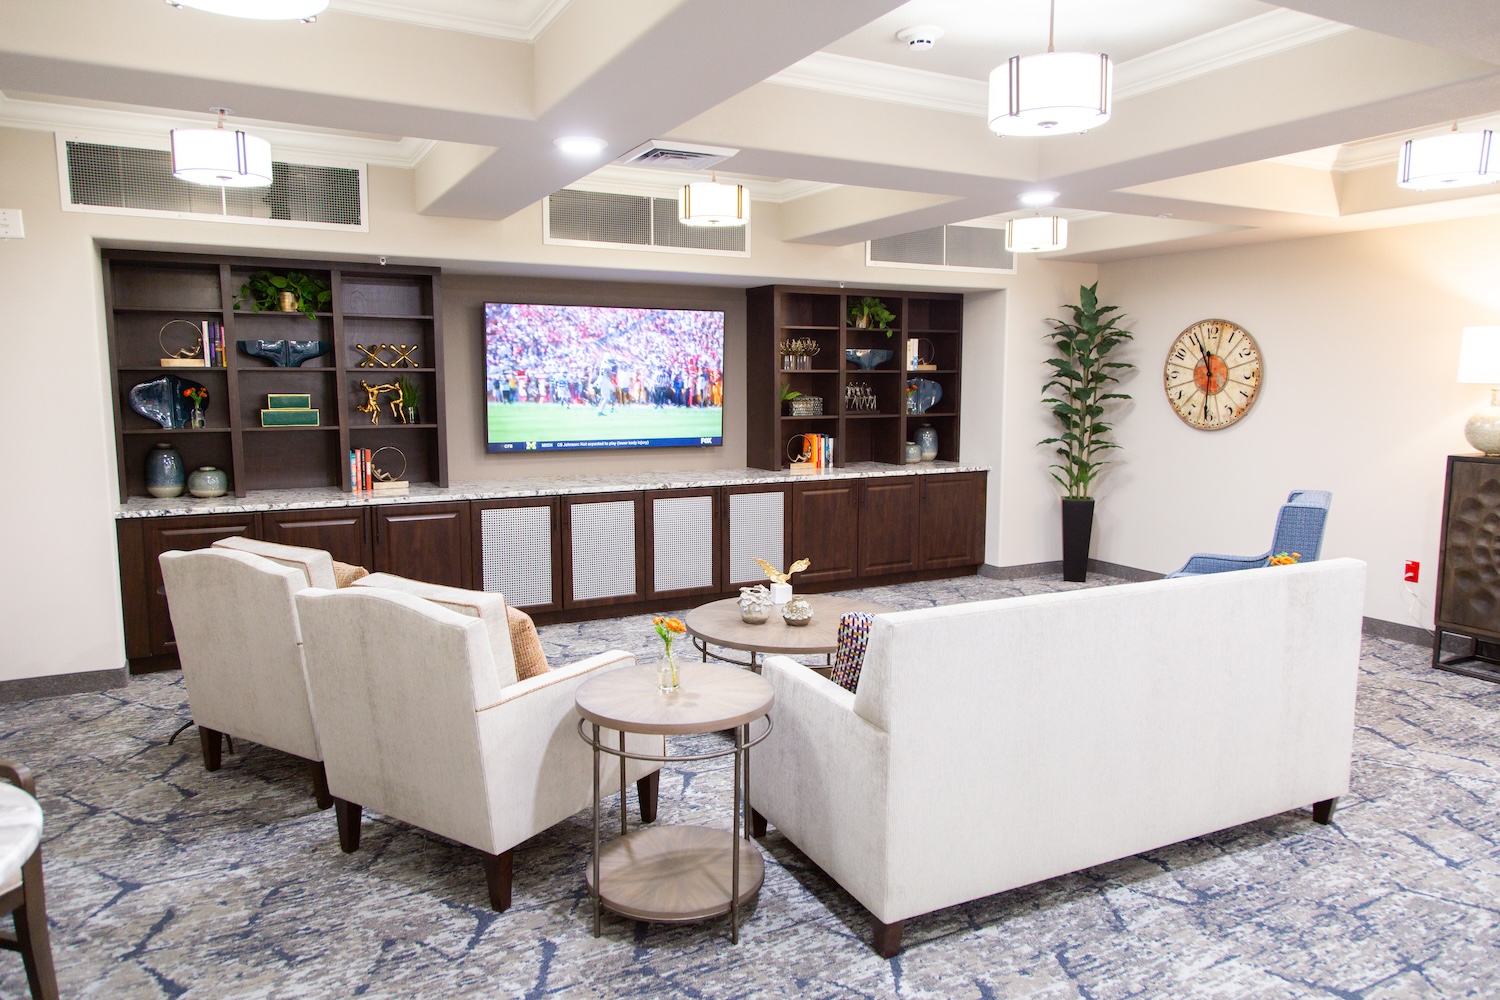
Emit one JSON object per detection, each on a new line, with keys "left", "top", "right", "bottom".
{"left": 1163, "top": 319, "right": 1262, "bottom": 430}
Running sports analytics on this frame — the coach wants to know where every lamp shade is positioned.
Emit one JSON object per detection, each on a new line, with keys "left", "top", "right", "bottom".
{"left": 988, "top": 51, "right": 1112, "bottom": 136}
{"left": 678, "top": 180, "right": 748, "bottom": 227}
{"left": 169, "top": 0, "right": 329, "bottom": 19}
{"left": 1397, "top": 131, "right": 1497, "bottom": 190}
{"left": 1005, "top": 215, "right": 1067, "bottom": 253}
{"left": 171, "top": 128, "right": 273, "bottom": 188}
{"left": 1458, "top": 327, "right": 1500, "bottom": 383}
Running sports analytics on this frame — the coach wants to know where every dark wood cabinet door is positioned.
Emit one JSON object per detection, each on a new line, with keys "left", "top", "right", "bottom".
{"left": 920, "top": 472, "right": 987, "bottom": 569}
{"left": 792, "top": 481, "right": 860, "bottom": 585}
{"left": 140, "top": 513, "right": 257, "bottom": 658}
{"left": 372, "top": 501, "right": 471, "bottom": 588}
{"left": 562, "top": 492, "right": 646, "bottom": 609}
{"left": 1437, "top": 455, "right": 1500, "bottom": 637}
{"left": 721, "top": 484, "right": 790, "bottom": 591}
{"left": 646, "top": 488, "right": 722, "bottom": 602}
{"left": 859, "top": 478, "right": 920, "bottom": 575}
{"left": 258, "top": 507, "right": 370, "bottom": 569}
{"left": 471, "top": 497, "right": 562, "bottom": 613}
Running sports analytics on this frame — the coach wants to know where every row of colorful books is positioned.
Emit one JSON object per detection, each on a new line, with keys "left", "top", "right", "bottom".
{"left": 791, "top": 432, "right": 835, "bottom": 472}
{"left": 348, "top": 449, "right": 407, "bottom": 493}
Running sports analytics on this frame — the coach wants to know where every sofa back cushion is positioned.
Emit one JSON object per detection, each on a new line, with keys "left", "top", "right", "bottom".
{"left": 213, "top": 536, "right": 338, "bottom": 590}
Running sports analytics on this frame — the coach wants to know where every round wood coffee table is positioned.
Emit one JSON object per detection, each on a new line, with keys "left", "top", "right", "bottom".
{"left": 575, "top": 662, "right": 773, "bottom": 943}
{"left": 685, "top": 593, "right": 890, "bottom": 669}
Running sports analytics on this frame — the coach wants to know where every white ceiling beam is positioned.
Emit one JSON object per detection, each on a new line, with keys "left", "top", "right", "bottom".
{"left": 777, "top": 186, "right": 964, "bottom": 244}
{"left": 1269, "top": 0, "right": 1500, "bottom": 65}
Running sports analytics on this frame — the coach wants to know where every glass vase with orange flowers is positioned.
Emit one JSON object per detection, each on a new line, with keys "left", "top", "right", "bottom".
{"left": 653, "top": 615, "right": 686, "bottom": 692}
{"left": 182, "top": 385, "right": 209, "bottom": 428}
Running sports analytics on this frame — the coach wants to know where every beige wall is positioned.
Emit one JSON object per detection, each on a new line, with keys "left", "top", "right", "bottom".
{"left": 1094, "top": 214, "right": 1500, "bottom": 626}
{"left": 441, "top": 276, "right": 747, "bottom": 479}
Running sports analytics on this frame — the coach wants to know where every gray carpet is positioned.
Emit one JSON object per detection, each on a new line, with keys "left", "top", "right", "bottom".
{"left": 3, "top": 573, "right": 1498, "bottom": 998}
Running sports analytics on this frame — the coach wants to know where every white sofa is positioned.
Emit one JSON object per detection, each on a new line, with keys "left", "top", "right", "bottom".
{"left": 749, "top": 558, "right": 1367, "bottom": 956}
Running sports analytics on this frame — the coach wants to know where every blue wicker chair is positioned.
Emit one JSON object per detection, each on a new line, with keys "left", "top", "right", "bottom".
{"left": 1167, "top": 490, "right": 1332, "bottom": 578}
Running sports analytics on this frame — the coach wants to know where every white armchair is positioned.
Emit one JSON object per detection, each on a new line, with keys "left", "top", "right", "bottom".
{"left": 294, "top": 584, "right": 664, "bottom": 911}
{"left": 159, "top": 546, "right": 331, "bottom": 808}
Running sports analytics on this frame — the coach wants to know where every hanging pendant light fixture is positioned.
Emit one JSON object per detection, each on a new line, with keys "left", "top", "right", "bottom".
{"left": 1006, "top": 214, "right": 1068, "bottom": 253}
{"left": 171, "top": 108, "right": 274, "bottom": 188}
{"left": 1397, "top": 124, "right": 1497, "bottom": 190}
{"left": 989, "top": 0, "right": 1111, "bottom": 137}
{"left": 165, "top": 0, "right": 328, "bottom": 21}
{"left": 678, "top": 173, "right": 749, "bottom": 227}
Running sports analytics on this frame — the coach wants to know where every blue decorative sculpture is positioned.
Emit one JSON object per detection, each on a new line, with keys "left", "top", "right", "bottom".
{"left": 237, "top": 339, "right": 331, "bottom": 368}
{"left": 128, "top": 375, "right": 208, "bottom": 429}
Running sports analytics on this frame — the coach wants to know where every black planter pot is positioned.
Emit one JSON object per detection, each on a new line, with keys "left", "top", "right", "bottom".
{"left": 1061, "top": 498, "right": 1095, "bottom": 583}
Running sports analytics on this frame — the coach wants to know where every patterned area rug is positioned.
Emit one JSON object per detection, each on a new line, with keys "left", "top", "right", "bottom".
{"left": 2, "top": 573, "right": 1498, "bottom": 998}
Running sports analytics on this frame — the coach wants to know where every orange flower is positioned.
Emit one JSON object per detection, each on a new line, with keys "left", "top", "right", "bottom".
{"left": 652, "top": 615, "right": 665, "bottom": 625}
{"left": 665, "top": 618, "right": 685, "bottom": 633}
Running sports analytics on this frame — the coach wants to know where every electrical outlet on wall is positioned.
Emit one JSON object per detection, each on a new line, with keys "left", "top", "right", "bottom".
{"left": 1404, "top": 560, "right": 1420, "bottom": 583}
{"left": 0, "top": 209, "right": 24, "bottom": 239}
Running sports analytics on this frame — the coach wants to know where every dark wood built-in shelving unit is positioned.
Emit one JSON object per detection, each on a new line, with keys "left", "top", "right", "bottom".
{"left": 103, "top": 250, "right": 446, "bottom": 500}
{"left": 746, "top": 285, "right": 963, "bottom": 470}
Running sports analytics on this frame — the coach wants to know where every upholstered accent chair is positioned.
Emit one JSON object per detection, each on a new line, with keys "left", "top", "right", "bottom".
{"left": 0, "top": 761, "right": 57, "bottom": 1000}
{"left": 1168, "top": 489, "right": 1332, "bottom": 577}
{"left": 294, "top": 585, "right": 664, "bottom": 911}
{"left": 158, "top": 547, "right": 331, "bottom": 808}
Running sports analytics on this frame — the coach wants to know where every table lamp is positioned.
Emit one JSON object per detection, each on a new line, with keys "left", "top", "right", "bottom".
{"left": 1458, "top": 326, "right": 1500, "bottom": 455}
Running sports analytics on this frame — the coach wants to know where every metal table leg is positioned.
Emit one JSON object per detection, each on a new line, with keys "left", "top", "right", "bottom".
{"left": 731, "top": 726, "right": 743, "bottom": 944}
{"left": 592, "top": 722, "right": 601, "bottom": 937}
{"left": 619, "top": 729, "right": 627, "bottom": 837}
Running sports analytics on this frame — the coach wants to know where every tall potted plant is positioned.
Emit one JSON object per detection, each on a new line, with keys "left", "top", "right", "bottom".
{"left": 1040, "top": 282, "right": 1134, "bottom": 582}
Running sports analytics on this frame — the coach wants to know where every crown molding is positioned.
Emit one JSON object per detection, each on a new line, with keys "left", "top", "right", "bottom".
{"left": 767, "top": 9, "right": 1351, "bottom": 115}
{"left": 331, "top": 0, "right": 568, "bottom": 41}
{"left": 0, "top": 93, "right": 433, "bottom": 167}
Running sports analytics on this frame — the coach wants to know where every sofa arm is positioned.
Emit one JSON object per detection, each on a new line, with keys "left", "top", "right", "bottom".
{"left": 481, "top": 650, "right": 634, "bottom": 710}
{"left": 751, "top": 655, "right": 892, "bottom": 916}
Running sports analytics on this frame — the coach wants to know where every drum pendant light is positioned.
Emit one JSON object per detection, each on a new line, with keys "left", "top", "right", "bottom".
{"left": 1397, "top": 124, "right": 1498, "bottom": 190}
{"left": 679, "top": 173, "right": 749, "bottom": 227}
{"left": 1005, "top": 215, "right": 1068, "bottom": 253}
{"left": 171, "top": 108, "right": 273, "bottom": 188}
{"left": 988, "top": 0, "right": 1111, "bottom": 137}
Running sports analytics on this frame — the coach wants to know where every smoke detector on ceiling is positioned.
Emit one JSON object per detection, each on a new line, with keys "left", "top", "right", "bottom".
{"left": 616, "top": 140, "right": 739, "bottom": 171}
{"left": 896, "top": 26, "right": 944, "bottom": 50}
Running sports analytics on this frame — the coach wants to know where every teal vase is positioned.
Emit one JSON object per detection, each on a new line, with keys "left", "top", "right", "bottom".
{"left": 145, "top": 443, "right": 185, "bottom": 498}
{"left": 187, "top": 466, "right": 230, "bottom": 498}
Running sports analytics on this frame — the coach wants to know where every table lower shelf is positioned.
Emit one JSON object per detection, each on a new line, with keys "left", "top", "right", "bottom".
{"left": 586, "top": 825, "right": 764, "bottom": 923}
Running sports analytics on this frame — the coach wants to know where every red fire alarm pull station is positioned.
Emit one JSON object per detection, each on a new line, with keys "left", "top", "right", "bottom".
{"left": 1404, "top": 560, "right": 1420, "bottom": 583}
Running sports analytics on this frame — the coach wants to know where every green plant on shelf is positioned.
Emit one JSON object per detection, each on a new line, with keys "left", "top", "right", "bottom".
{"left": 397, "top": 376, "right": 421, "bottom": 423}
{"left": 848, "top": 296, "right": 896, "bottom": 336}
{"left": 235, "top": 271, "right": 332, "bottom": 320}
{"left": 780, "top": 382, "right": 803, "bottom": 402}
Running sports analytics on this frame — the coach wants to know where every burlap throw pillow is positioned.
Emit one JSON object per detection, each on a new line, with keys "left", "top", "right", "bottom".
{"left": 507, "top": 606, "right": 549, "bottom": 680}
{"left": 332, "top": 561, "right": 370, "bottom": 588}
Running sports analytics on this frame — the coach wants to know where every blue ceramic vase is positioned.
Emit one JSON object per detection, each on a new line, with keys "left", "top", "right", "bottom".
{"left": 915, "top": 424, "right": 938, "bottom": 462}
{"left": 145, "top": 442, "right": 185, "bottom": 498}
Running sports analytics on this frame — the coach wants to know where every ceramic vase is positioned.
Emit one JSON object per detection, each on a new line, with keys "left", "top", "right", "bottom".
{"left": 781, "top": 596, "right": 814, "bottom": 627}
{"left": 738, "top": 585, "right": 772, "bottom": 624}
{"left": 1061, "top": 498, "right": 1095, "bottom": 583}
{"left": 187, "top": 466, "right": 230, "bottom": 498}
{"left": 657, "top": 650, "right": 679, "bottom": 693}
{"left": 904, "top": 441, "right": 922, "bottom": 464}
{"left": 915, "top": 424, "right": 938, "bottom": 462}
{"left": 145, "top": 442, "right": 185, "bottom": 498}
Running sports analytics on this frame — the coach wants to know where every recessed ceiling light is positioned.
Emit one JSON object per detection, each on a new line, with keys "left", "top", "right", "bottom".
{"left": 165, "top": 0, "right": 328, "bottom": 21}
{"left": 896, "top": 26, "right": 944, "bottom": 50}
{"left": 1020, "top": 190, "right": 1059, "bottom": 206}
{"left": 554, "top": 136, "right": 608, "bottom": 158}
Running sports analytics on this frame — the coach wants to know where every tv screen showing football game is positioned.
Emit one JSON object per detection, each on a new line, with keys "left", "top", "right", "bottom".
{"left": 484, "top": 303, "right": 725, "bottom": 453}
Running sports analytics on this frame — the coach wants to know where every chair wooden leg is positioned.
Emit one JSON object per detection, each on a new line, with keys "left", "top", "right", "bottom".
{"left": 198, "top": 727, "right": 223, "bottom": 772}
{"left": 1312, "top": 797, "right": 1338, "bottom": 825}
{"left": 636, "top": 772, "right": 659, "bottom": 824}
{"left": 481, "top": 849, "right": 514, "bottom": 912}
{"left": 334, "top": 799, "right": 361, "bottom": 853}
{"left": 750, "top": 806, "right": 767, "bottom": 838}
{"left": 14, "top": 849, "right": 59, "bottom": 1000}
{"left": 310, "top": 761, "right": 332, "bottom": 811}
{"left": 871, "top": 916, "right": 904, "bottom": 959}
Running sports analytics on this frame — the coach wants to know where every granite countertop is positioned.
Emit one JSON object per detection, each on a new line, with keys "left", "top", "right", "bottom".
{"left": 115, "top": 462, "right": 989, "bottom": 518}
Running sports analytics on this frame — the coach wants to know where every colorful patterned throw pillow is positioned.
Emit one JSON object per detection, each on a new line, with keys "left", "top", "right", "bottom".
{"left": 831, "top": 612, "right": 875, "bottom": 693}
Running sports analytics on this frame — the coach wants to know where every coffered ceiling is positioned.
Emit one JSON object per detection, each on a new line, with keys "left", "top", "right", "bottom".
{"left": 1, "top": 0, "right": 1498, "bottom": 262}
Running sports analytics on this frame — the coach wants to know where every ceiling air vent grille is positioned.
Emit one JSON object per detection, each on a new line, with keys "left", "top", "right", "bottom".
{"left": 62, "top": 140, "right": 365, "bottom": 229}
{"left": 868, "top": 224, "right": 1014, "bottom": 272}
{"left": 545, "top": 188, "right": 748, "bottom": 256}
{"left": 615, "top": 140, "right": 739, "bottom": 171}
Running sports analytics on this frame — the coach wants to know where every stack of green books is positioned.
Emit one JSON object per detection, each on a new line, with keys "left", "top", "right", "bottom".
{"left": 261, "top": 393, "right": 320, "bottom": 427}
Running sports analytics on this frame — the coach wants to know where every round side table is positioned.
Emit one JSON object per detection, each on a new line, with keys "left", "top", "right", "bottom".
{"left": 684, "top": 594, "right": 890, "bottom": 670}
{"left": 575, "top": 662, "right": 773, "bottom": 943}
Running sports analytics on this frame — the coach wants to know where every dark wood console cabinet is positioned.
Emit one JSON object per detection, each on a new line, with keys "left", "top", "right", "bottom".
{"left": 1434, "top": 454, "right": 1500, "bottom": 682}
{"left": 117, "top": 471, "right": 988, "bottom": 671}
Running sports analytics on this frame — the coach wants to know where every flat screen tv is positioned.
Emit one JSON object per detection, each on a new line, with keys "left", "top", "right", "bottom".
{"left": 484, "top": 302, "right": 724, "bottom": 453}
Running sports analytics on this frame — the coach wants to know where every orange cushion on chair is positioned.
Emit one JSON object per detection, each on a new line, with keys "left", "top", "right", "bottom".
{"left": 332, "top": 562, "right": 370, "bottom": 588}
{"left": 507, "top": 606, "right": 549, "bottom": 680}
